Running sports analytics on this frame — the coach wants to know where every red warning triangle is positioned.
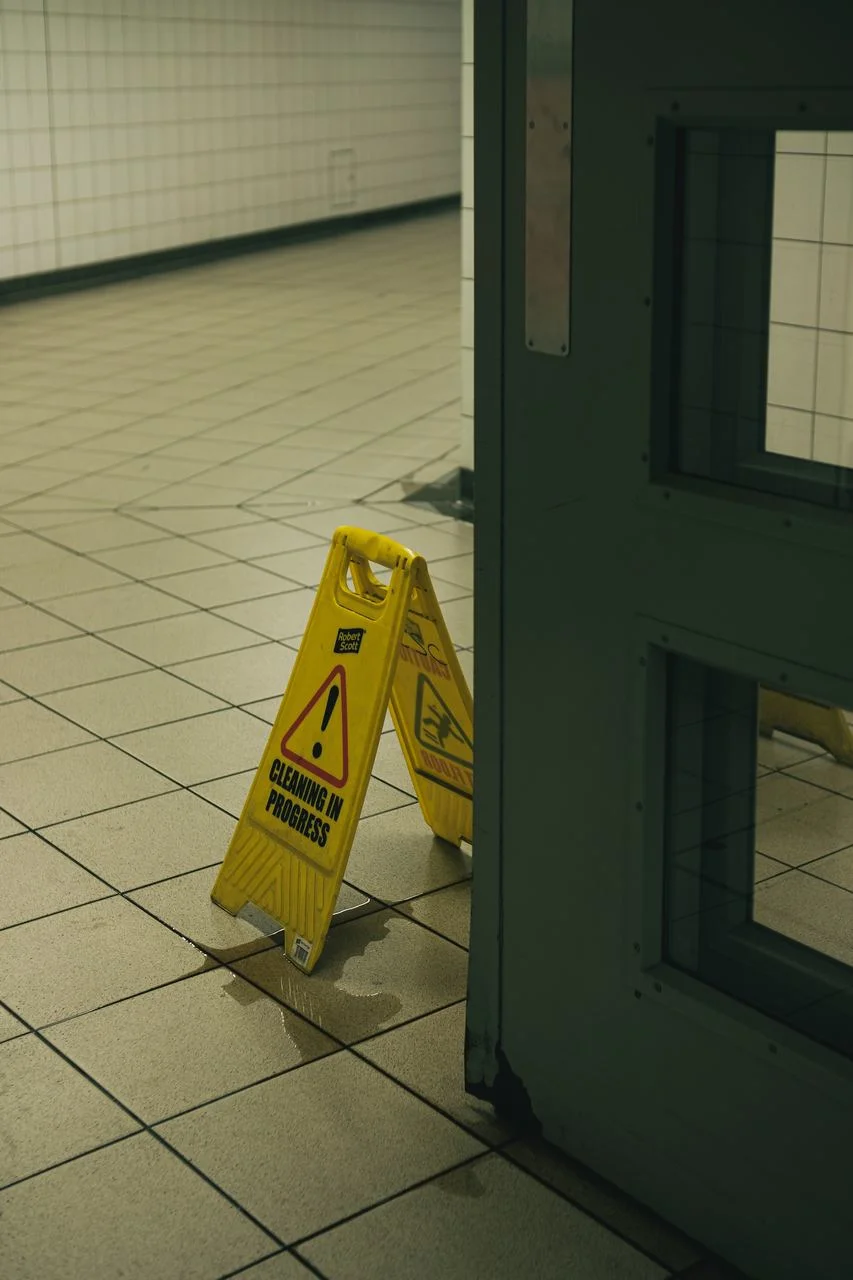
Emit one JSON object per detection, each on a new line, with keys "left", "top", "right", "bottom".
{"left": 280, "top": 665, "right": 349, "bottom": 788}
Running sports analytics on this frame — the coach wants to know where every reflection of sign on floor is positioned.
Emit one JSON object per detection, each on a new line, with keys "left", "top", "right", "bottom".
{"left": 415, "top": 675, "right": 473, "bottom": 767}
{"left": 211, "top": 525, "right": 473, "bottom": 976}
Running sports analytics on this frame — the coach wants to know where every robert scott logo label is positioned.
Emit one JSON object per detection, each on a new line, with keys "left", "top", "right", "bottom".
{"left": 334, "top": 627, "right": 365, "bottom": 655}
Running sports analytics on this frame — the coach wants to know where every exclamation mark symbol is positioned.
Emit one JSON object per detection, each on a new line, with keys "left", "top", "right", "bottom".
{"left": 312, "top": 685, "right": 339, "bottom": 759}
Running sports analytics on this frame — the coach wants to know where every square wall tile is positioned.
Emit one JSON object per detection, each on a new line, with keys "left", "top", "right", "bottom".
{"left": 772, "top": 153, "right": 826, "bottom": 240}
{"left": 766, "top": 324, "right": 818, "bottom": 413}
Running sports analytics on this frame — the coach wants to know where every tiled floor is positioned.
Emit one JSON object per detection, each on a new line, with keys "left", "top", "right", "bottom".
{"left": 0, "top": 212, "right": 724, "bottom": 1279}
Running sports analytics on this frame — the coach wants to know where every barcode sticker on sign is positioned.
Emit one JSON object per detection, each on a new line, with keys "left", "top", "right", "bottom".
{"left": 292, "top": 935, "right": 312, "bottom": 967}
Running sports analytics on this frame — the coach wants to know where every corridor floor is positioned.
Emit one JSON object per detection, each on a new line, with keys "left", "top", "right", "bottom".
{"left": 0, "top": 211, "right": 715, "bottom": 1279}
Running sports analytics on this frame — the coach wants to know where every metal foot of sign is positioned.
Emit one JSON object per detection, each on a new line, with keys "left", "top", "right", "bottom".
{"left": 210, "top": 527, "right": 473, "bottom": 974}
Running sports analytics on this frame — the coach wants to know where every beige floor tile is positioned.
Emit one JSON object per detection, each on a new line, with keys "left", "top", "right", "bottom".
{"left": 302, "top": 1153, "right": 667, "bottom": 1280}
{"left": 427, "top": 551, "right": 473, "bottom": 590}
{"left": 391, "top": 521, "right": 473, "bottom": 564}
{"left": 754, "top": 773, "right": 828, "bottom": 823}
{"left": 0, "top": 633, "right": 148, "bottom": 695}
{"left": 158, "top": 1051, "right": 483, "bottom": 1241}
{"left": 215, "top": 588, "right": 318, "bottom": 640}
{"left": 156, "top": 560, "right": 299, "bottom": 609}
{"left": 130, "top": 866, "right": 279, "bottom": 961}
{"left": 193, "top": 768, "right": 255, "bottom": 817}
{"left": 0, "top": 1035, "right": 138, "bottom": 1186}
{"left": 134, "top": 506, "right": 264, "bottom": 535}
{"left": 360, "top": 776, "right": 418, "bottom": 819}
{"left": 40, "top": 514, "right": 164, "bottom": 553}
{"left": 754, "top": 870, "right": 853, "bottom": 966}
{"left": 282, "top": 501, "right": 416, "bottom": 537}
{"left": 193, "top": 522, "right": 327, "bottom": 560}
{"left": 0, "top": 1006, "right": 27, "bottom": 1042}
{"left": 116, "top": 707, "right": 268, "bottom": 784}
{"left": 345, "top": 803, "right": 471, "bottom": 903}
{"left": 43, "top": 667, "right": 228, "bottom": 737}
{"left": 0, "top": 739, "right": 173, "bottom": 826}
{"left": 432, "top": 592, "right": 473, "bottom": 648}
{"left": 505, "top": 1138, "right": 702, "bottom": 1272}
{"left": 0, "top": 896, "right": 208, "bottom": 1026}
{"left": 252, "top": 543, "right": 336, "bottom": 589}
{"left": 754, "top": 851, "right": 788, "bottom": 882}
{"left": 170, "top": 641, "right": 297, "bottom": 705}
{"left": 42, "top": 581, "right": 194, "bottom": 631}
{"left": 107, "top": 610, "right": 262, "bottom": 664}
{"left": 0, "top": 698, "right": 93, "bottom": 762}
{"left": 0, "top": 1133, "right": 273, "bottom": 1280}
{"left": 230, "top": 1255, "right": 317, "bottom": 1279}
{"left": 786, "top": 752, "right": 853, "bottom": 797}
{"left": 0, "top": 832, "right": 112, "bottom": 928}
{"left": 755, "top": 792, "right": 853, "bottom": 864}
{"left": 356, "top": 1003, "right": 509, "bottom": 1143}
{"left": 94, "top": 537, "right": 228, "bottom": 579}
{"left": 0, "top": 603, "right": 80, "bottom": 651}
{"left": 45, "top": 790, "right": 236, "bottom": 890}
{"left": 399, "top": 880, "right": 471, "bottom": 946}
{"left": 371, "top": 729, "right": 417, "bottom": 796}
{"left": 0, "top": 808, "right": 26, "bottom": 837}
{"left": 0, "top": 679, "right": 25, "bottom": 704}
{"left": 456, "top": 646, "right": 474, "bottom": 691}
{"left": 46, "top": 967, "right": 336, "bottom": 1123}
{"left": 0, "top": 554, "right": 128, "bottom": 602}
{"left": 757, "top": 731, "right": 826, "bottom": 771}
{"left": 235, "top": 909, "right": 468, "bottom": 1044}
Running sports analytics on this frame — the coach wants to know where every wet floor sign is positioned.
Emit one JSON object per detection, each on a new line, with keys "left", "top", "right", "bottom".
{"left": 211, "top": 526, "right": 473, "bottom": 973}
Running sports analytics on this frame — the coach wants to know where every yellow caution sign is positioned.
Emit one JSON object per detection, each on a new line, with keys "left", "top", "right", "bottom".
{"left": 350, "top": 555, "right": 473, "bottom": 845}
{"left": 211, "top": 527, "right": 473, "bottom": 973}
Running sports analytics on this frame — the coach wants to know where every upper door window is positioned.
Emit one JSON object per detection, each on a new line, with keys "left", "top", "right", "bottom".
{"left": 667, "top": 128, "right": 853, "bottom": 511}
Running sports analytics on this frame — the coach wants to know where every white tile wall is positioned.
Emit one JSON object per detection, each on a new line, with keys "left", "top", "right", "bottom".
{"left": 0, "top": 0, "right": 461, "bottom": 279}
{"left": 767, "top": 131, "right": 853, "bottom": 465}
{"left": 459, "top": 0, "right": 473, "bottom": 469}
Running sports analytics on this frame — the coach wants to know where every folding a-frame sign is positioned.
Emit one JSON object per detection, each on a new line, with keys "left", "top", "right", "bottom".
{"left": 211, "top": 527, "right": 473, "bottom": 973}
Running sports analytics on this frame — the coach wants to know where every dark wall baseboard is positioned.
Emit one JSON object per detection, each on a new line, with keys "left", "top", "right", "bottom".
{"left": 0, "top": 194, "right": 461, "bottom": 308}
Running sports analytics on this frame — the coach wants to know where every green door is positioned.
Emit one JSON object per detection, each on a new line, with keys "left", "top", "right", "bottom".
{"left": 468, "top": 3, "right": 853, "bottom": 1277}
